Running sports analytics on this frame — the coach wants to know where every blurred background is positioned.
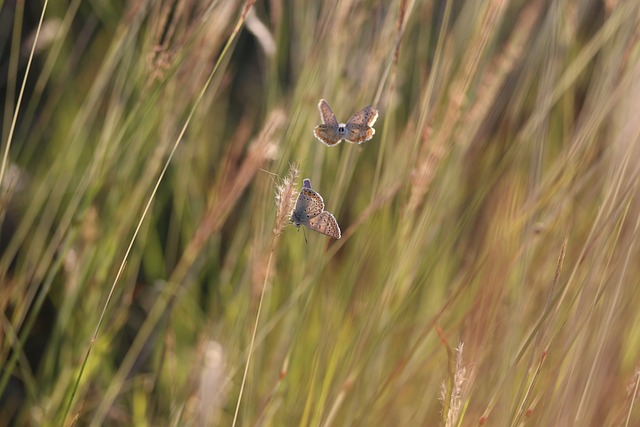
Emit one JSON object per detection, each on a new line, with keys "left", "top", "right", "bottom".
{"left": 2, "top": 0, "right": 640, "bottom": 425}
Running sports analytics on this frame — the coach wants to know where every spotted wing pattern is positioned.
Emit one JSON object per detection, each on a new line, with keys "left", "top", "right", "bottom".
{"left": 291, "top": 188, "right": 324, "bottom": 227}
{"left": 307, "top": 211, "right": 341, "bottom": 239}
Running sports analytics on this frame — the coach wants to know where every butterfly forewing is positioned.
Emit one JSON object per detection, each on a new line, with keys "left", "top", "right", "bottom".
{"left": 346, "top": 106, "right": 378, "bottom": 127}
{"left": 317, "top": 99, "right": 339, "bottom": 127}
{"left": 308, "top": 211, "right": 342, "bottom": 239}
{"left": 293, "top": 187, "right": 324, "bottom": 222}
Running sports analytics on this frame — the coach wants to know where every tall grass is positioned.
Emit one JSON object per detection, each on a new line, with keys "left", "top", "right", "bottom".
{"left": 1, "top": 0, "right": 640, "bottom": 425}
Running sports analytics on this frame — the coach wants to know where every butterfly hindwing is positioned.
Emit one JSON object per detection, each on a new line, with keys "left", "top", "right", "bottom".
{"left": 307, "top": 211, "right": 342, "bottom": 239}
{"left": 345, "top": 125, "right": 375, "bottom": 144}
{"left": 314, "top": 124, "right": 343, "bottom": 146}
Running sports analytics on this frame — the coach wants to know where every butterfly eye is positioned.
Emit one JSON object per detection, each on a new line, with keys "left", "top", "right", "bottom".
{"left": 338, "top": 126, "right": 346, "bottom": 134}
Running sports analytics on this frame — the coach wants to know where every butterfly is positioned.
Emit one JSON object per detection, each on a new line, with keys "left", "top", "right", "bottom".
{"left": 313, "top": 99, "right": 379, "bottom": 146}
{"left": 290, "top": 178, "right": 341, "bottom": 239}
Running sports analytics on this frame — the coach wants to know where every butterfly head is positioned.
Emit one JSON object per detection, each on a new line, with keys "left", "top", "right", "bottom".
{"left": 337, "top": 124, "right": 347, "bottom": 136}
{"left": 290, "top": 210, "right": 302, "bottom": 226}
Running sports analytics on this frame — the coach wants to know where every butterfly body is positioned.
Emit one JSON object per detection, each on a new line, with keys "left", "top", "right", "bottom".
{"left": 291, "top": 179, "right": 341, "bottom": 239}
{"left": 313, "top": 99, "right": 378, "bottom": 146}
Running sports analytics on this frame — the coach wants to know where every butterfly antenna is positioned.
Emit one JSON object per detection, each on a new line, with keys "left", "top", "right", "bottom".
{"left": 259, "top": 168, "right": 278, "bottom": 176}
{"left": 260, "top": 169, "right": 279, "bottom": 187}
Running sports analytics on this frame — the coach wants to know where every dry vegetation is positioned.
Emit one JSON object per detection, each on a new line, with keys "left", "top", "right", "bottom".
{"left": 1, "top": 0, "right": 640, "bottom": 425}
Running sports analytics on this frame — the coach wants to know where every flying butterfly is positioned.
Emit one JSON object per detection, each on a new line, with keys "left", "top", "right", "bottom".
{"left": 313, "top": 99, "right": 379, "bottom": 146}
{"left": 290, "top": 178, "right": 341, "bottom": 239}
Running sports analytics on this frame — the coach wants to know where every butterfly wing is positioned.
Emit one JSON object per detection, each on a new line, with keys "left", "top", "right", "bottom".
{"left": 302, "top": 188, "right": 325, "bottom": 215}
{"left": 314, "top": 124, "right": 343, "bottom": 146}
{"left": 346, "top": 105, "right": 378, "bottom": 127}
{"left": 317, "top": 99, "right": 339, "bottom": 127}
{"left": 344, "top": 125, "right": 375, "bottom": 144}
{"left": 291, "top": 187, "right": 325, "bottom": 226}
{"left": 345, "top": 106, "right": 378, "bottom": 144}
{"left": 307, "top": 211, "right": 342, "bottom": 239}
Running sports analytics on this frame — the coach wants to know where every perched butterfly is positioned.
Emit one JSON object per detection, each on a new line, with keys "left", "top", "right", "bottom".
{"left": 291, "top": 179, "right": 341, "bottom": 239}
{"left": 313, "top": 99, "right": 379, "bottom": 146}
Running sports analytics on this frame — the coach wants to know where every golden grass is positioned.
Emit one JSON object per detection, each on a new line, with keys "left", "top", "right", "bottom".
{"left": 1, "top": 0, "right": 640, "bottom": 425}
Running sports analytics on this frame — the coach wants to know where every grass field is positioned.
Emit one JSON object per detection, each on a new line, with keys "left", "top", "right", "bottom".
{"left": 2, "top": 0, "right": 640, "bottom": 425}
